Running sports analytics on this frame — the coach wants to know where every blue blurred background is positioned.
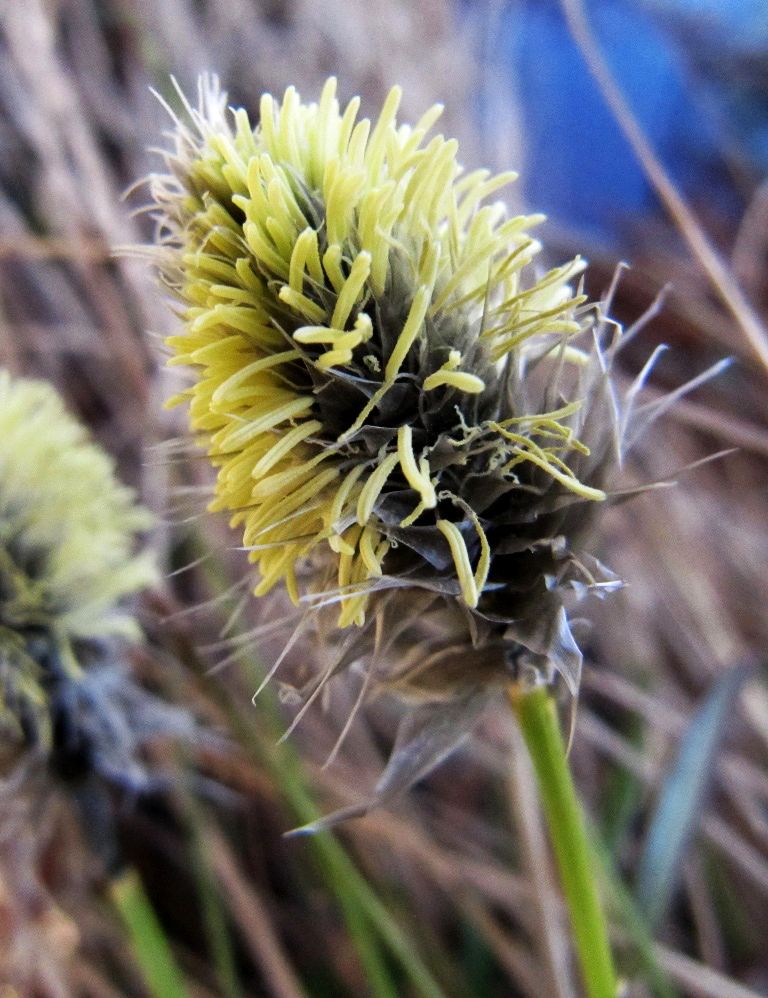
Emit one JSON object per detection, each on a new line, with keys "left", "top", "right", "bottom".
{"left": 466, "top": 0, "right": 768, "bottom": 246}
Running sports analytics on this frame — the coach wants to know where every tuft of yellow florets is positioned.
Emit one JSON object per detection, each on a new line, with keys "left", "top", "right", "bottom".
{"left": 146, "top": 78, "right": 723, "bottom": 827}
{"left": 0, "top": 370, "right": 156, "bottom": 746}
{"left": 151, "top": 77, "right": 606, "bottom": 629}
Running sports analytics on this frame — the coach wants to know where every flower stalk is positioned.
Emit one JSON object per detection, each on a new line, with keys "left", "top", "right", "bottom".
{"left": 509, "top": 684, "right": 617, "bottom": 998}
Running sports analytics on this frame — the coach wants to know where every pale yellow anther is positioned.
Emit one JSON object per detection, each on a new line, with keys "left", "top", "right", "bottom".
{"left": 330, "top": 251, "right": 371, "bottom": 331}
{"left": 328, "top": 463, "right": 366, "bottom": 531}
{"left": 353, "top": 313, "right": 373, "bottom": 343}
{"left": 466, "top": 508, "right": 490, "bottom": 594}
{"left": 359, "top": 526, "right": 384, "bottom": 576}
{"left": 436, "top": 520, "right": 478, "bottom": 608}
{"left": 340, "top": 282, "right": 434, "bottom": 442}
{"left": 294, "top": 326, "right": 348, "bottom": 345}
{"left": 399, "top": 499, "right": 427, "bottom": 528}
{"left": 329, "top": 534, "right": 356, "bottom": 556}
{"left": 337, "top": 95, "right": 361, "bottom": 156}
{"left": 316, "top": 348, "right": 353, "bottom": 370}
{"left": 337, "top": 525, "right": 361, "bottom": 590}
{"left": 258, "top": 93, "right": 276, "bottom": 152}
{"left": 266, "top": 177, "right": 299, "bottom": 230}
{"left": 356, "top": 451, "right": 399, "bottom": 526}
{"left": 456, "top": 170, "right": 518, "bottom": 228}
{"left": 425, "top": 370, "right": 485, "bottom": 394}
{"left": 384, "top": 285, "right": 431, "bottom": 382}
{"left": 366, "top": 85, "right": 402, "bottom": 174}
{"left": 326, "top": 168, "right": 365, "bottom": 246}
{"left": 497, "top": 401, "right": 583, "bottom": 427}
{"left": 277, "top": 86, "right": 301, "bottom": 165}
{"left": 400, "top": 103, "right": 444, "bottom": 157}
{"left": 347, "top": 117, "right": 371, "bottom": 166}
{"left": 397, "top": 425, "right": 437, "bottom": 508}
{"left": 418, "top": 240, "right": 441, "bottom": 290}
{"left": 278, "top": 286, "right": 326, "bottom": 323}
{"left": 250, "top": 419, "right": 322, "bottom": 479}
{"left": 215, "top": 396, "right": 313, "bottom": 453}
{"left": 252, "top": 451, "right": 329, "bottom": 499}
{"left": 211, "top": 350, "right": 301, "bottom": 406}
{"left": 242, "top": 465, "right": 340, "bottom": 545}
{"left": 313, "top": 78, "right": 338, "bottom": 177}
{"left": 319, "top": 76, "right": 338, "bottom": 111}
{"left": 288, "top": 230, "right": 312, "bottom": 292}
{"left": 243, "top": 221, "right": 289, "bottom": 278}
{"left": 293, "top": 326, "right": 365, "bottom": 371}
{"left": 266, "top": 214, "right": 294, "bottom": 260}
{"left": 322, "top": 244, "right": 346, "bottom": 294}
{"left": 488, "top": 421, "right": 606, "bottom": 501}
{"left": 289, "top": 228, "right": 324, "bottom": 289}
{"left": 561, "top": 346, "right": 591, "bottom": 367}
{"left": 424, "top": 349, "right": 485, "bottom": 394}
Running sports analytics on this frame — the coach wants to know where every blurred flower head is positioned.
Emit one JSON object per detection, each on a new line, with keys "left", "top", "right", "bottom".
{"left": 0, "top": 370, "right": 157, "bottom": 756}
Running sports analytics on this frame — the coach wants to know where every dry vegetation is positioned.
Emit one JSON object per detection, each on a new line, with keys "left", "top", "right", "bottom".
{"left": 1, "top": 1, "right": 767, "bottom": 995}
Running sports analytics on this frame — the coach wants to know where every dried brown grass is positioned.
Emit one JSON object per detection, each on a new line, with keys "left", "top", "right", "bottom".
{"left": 1, "top": 1, "right": 767, "bottom": 995}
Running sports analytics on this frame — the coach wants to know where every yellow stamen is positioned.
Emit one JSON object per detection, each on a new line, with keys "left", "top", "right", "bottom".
{"left": 356, "top": 451, "right": 399, "bottom": 525}
{"left": 384, "top": 284, "right": 431, "bottom": 383}
{"left": 436, "top": 520, "right": 478, "bottom": 608}
{"left": 250, "top": 419, "right": 323, "bottom": 479}
{"left": 424, "top": 350, "right": 485, "bottom": 394}
{"left": 397, "top": 425, "right": 436, "bottom": 508}
{"left": 330, "top": 251, "right": 371, "bottom": 331}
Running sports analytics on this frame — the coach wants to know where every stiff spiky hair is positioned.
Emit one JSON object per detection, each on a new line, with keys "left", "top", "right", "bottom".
{"left": 0, "top": 370, "right": 157, "bottom": 754}
{"left": 149, "top": 78, "right": 718, "bottom": 823}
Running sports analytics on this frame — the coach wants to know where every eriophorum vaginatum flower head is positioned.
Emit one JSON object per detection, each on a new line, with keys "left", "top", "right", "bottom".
{"left": 0, "top": 370, "right": 157, "bottom": 761}
{"left": 149, "top": 77, "right": 692, "bottom": 822}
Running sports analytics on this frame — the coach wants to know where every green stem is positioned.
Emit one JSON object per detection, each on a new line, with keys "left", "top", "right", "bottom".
{"left": 510, "top": 685, "right": 617, "bottom": 998}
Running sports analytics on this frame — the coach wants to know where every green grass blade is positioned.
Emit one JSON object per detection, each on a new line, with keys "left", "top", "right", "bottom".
{"left": 111, "top": 869, "right": 189, "bottom": 998}
{"left": 272, "top": 732, "right": 446, "bottom": 998}
{"left": 636, "top": 665, "right": 752, "bottom": 929}
{"left": 590, "top": 831, "right": 677, "bottom": 997}
{"left": 600, "top": 709, "right": 645, "bottom": 856}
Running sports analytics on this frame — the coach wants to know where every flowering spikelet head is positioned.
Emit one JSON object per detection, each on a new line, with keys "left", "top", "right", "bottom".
{"left": 151, "top": 77, "right": 616, "bottom": 655}
{"left": 0, "top": 370, "right": 157, "bottom": 750}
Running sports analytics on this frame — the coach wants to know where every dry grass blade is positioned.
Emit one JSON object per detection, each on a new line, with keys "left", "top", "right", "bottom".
{"left": 1, "top": 0, "right": 767, "bottom": 994}
{"left": 731, "top": 180, "right": 768, "bottom": 294}
{"left": 461, "top": 898, "right": 542, "bottom": 997}
{"left": 654, "top": 944, "right": 764, "bottom": 998}
{"left": 683, "top": 856, "right": 726, "bottom": 973}
{"left": 206, "top": 830, "right": 306, "bottom": 998}
{"left": 559, "top": 0, "right": 768, "bottom": 373}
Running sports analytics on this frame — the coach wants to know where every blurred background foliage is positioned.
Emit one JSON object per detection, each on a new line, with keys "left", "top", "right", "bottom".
{"left": 1, "top": 1, "right": 767, "bottom": 995}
